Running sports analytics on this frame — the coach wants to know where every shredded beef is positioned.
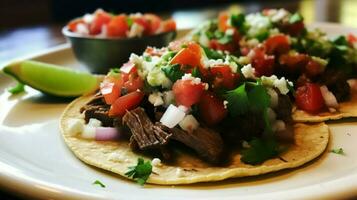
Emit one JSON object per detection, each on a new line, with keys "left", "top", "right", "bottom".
{"left": 318, "top": 69, "right": 351, "bottom": 102}
{"left": 81, "top": 93, "right": 114, "bottom": 127}
{"left": 122, "top": 107, "right": 172, "bottom": 150}
{"left": 275, "top": 93, "right": 293, "bottom": 121}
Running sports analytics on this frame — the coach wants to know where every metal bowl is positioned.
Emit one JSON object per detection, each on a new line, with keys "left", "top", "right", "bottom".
{"left": 62, "top": 27, "right": 176, "bottom": 74}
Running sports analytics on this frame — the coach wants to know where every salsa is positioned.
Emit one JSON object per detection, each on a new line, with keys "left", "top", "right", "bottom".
{"left": 67, "top": 9, "right": 176, "bottom": 38}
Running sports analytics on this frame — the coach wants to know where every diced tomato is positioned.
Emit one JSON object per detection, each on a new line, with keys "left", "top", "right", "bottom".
{"left": 68, "top": 19, "right": 85, "bottom": 32}
{"left": 304, "top": 59, "right": 325, "bottom": 77}
{"left": 123, "top": 73, "right": 144, "bottom": 92}
{"left": 162, "top": 19, "right": 176, "bottom": 32}
{"left": 144, "top": 14, "right": 162, "bottom": 34}
{"left": 100, "top": 82, "right": 121, "bottom": 105}
{"left": 210, "top": 65, "right": 239, "bottom": 89}
{"left": 249, "top": 47, "right": 275, "bottom": 77}
{"left": 284, "top": 21, "right": 305, "bottom": 36}
{"left": 100, "top": 74, "right": 124, "bottom": 105}
{"left": 264, "top": 34, "right": 290, "bottom": 55}
{"left": 170, "top": 42, "right": 203, "bottom": 68}
{"left": 109, "top": 91, "right": 144, "bottom": 117}
{"left": 172, "top": 79, "right": 206, "bottom": 107}
{"left": 279, "top": 53, "right": 309, "bottom": 73}
{"left": 240, "top": 47, "right": 250, "bottom": 56}
{"left": 131, "top": 16, "right": 151, "bottom": 35}
{"left": 89, "top": 10, "right": 112, "bottom": 35}
{"left": 199, "top": 92, "right": 227, "bottom": 125}
{"left": 218, "top": 12, "right": 230, "bottom": 32}
{"left": 347, "top": 33, "right": 357, "bottom": 45}
{"left": 295, "top": 83, "right": 325, "bottom": 113}
{"left": 209, "top": 39, "right": 236, "bottom": 53}
{"left": 107, "top": 15, "right": 129, "bottom": 37}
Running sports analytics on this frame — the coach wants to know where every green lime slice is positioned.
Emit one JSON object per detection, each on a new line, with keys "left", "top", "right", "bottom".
{"left": 2, "top": 60, "right": 102, "bottom": 97}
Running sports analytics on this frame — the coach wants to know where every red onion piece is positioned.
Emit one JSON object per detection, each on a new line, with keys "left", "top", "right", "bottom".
{"left": 95, "top": 127, "right": 120, "bottom": 141}
{"left": 120, "top": 62, "right": 135, "bottom": 74}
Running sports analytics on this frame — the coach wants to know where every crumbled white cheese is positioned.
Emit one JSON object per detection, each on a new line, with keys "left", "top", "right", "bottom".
{"left": 179, "top": 115, "right": 199, "bottom": 132}
{"left": 129, "top": 53, "right": 144, "bottom": 66}
{"left": 83, "top": 14, "right": 94, "bottom": 24}
{"left": 151, "top": 158, "right": 162, "bottom": 167}
{"left": 82, "top": 126, "right": 96, "bottom": 139}
{"left": 88, "top": 118, "right": 102, "bottom": 127}
{"left": 237, "top": 56, "right": 251, "bottom": 65}
{"left": 148, "top": 92, "right": 164, "bottom": 106}
{"left": 76, "top": 23, "right": 89, "bottom": 35}
{"left": 267, "top": 88, "right": 279, "bottom": 108}
{"left": 163, "top": 91, "right": 175, "bottom": 106}
{"left": 273, "top": 120, "right": 286, "bottom": 132}
{"left": 181, "top": 73, "right": 202, "bottom": 85}
{"left": 127, "top": 23, "right": 144, "bottom": 38}
{"left": 108, "top": 152, "right": 129, "bottom": 163}
{"left": 67, "top": 118, "right": 84, "bottom": 136}
{"left": 241, "top": 64, "right": 256, "bottom": 79}
{"left": 271, "top": 9, "right": 288, "bottom": 22}
{"left": 246, "top": 13, "right": 271, "bottom": 37}
{"left": 261, "top": 75, "right": 293, "bottom": 95}
{"left": 203, "top": 58, "right": 225, "bottom": 69}
{"left": 223, "top": 100, "right": 228, "bottom": 109}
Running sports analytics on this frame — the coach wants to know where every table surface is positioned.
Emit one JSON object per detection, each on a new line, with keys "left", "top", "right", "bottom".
{"left": 1, "top": 1, "right": 357, "bottom": 199}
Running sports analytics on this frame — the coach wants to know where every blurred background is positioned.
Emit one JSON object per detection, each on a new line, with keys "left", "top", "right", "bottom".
{"left": 1, "top": 0, "right": 357, "bottom": 67}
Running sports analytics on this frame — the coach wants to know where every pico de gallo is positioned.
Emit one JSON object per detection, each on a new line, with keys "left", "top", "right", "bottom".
{"left": 191, "top": 9, "right": 357, "bottom": 114}
{"left": 76, "top": 40, "right": 295, "bottom": 166}
{"left": 67, "top": 9, "right": 176, "bottom": 38}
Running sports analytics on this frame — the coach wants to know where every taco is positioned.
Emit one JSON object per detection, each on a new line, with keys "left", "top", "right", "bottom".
{"left": 189, "top": 8, "right": 357, "bottom": 122}
{"left": 60, "top": 43, "right": 329, "bottom": 184}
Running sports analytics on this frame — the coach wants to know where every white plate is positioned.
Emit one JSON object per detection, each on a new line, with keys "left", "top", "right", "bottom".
{"left": 1, "top": 24, "right": 357, "bottom": 200}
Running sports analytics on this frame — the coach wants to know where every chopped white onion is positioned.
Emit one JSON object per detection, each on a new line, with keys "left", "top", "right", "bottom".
{"left": 178, "top": 105, "right": 190, "bottom": 113}
{"left": 160, "top": 104, "right": 186, "bottom": 128}
{"left": 95, "top": 127, "right": 120, "bottom": 141}
{"left": 67, "top": 118, "right": 84, "bottom": 136}
{"left": 82, "top": 126, "right": 96, "bottom": 139}
{"left": 88, "top": 118, "right": 102, "bottom": 127}
{"left": 320, "top": 85, "right": 339, "bottom": 109}
{"left": 179, "top": 115, "right": 199, "bottom": 132}
{"left": 120, "top": 62, "right": 136, "bottom": 74}
{"left": 148, "top": 92, "right": 164, "bottom": 106}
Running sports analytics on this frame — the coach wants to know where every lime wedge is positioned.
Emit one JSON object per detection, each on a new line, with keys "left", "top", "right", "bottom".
{"left": 3, "top": 60, "right": 102, "bottom": 97}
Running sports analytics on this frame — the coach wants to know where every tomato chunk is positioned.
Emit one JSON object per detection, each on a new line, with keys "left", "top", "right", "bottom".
{"left": 304, "top": 59, "right": 325, "bottom": 77}
{"left": 124, "top": 73, "right": 144, "bottom": 92}
{"left": 144, "top": 14, "right": 162, "bottom": 34}
{"left": 109, "top": 91, "right": 144, "bottom": 117}
{"left": 209, "top": 39, "right": 236, "bottom": 53}
{"left": 89, "top": 10, "right": 112, "bottom": 35}
{"left": 172, "top": 79, "right": 206, "bottom": 107}
{"left": 218, "top": 12, "right": 230, "bottom": 32}
{"left": 162, "top": 19, "right": 176, "bottom": 32}
{"left": 170, "top": 42, "right": 203, "bottom": 68}
{"left": 199, "top": 92, "right": 227, "bottom": 125}
{"left": 347, "top": 33, "right": 357, "bottom": 45}
{"left": 264, "top": 34, "right": 290, "bottom": 55}
{"left": 100, "top": 73, "right": 124, "bottom": 105}
{"left": 295, "top": 83, "right": 325, "bottom": 113}
{"left": 68, "top": 19, "right": 85, "bottom": 32}
{"left": 249, "top": 47, "right": 275, "bottom": 77}
{"left": 210, "top": 65, "right": 239, "bottom": 89}
{"left": 107, "top": 15, "right": 129, "bottom": 37}
{"left": 279, "top": 53, "right": 309, "bottom": 73}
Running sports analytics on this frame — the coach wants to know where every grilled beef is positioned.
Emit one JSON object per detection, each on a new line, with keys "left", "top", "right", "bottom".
{"left": 81, "top": 93, "right": 114, "bottom": 127}
{"left": 122, "top": 107, "right": 172, "bottom": 150}
{"left": 275, "top": 93, "right": 293, "bottom": 121}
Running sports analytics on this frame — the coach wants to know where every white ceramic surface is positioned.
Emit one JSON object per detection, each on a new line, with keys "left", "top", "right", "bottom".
{"left": 1, "top": 24, "right": 357, "bottom": 200}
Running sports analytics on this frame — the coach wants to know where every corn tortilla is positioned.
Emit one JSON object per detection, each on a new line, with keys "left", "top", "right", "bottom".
{"left": 60, "top": 95, "right": 329, "bottom": 185}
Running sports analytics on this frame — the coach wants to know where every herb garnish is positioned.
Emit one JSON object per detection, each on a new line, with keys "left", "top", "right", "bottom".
{"left": 93, "top": 180, "right": 106, "bottom": 188}
{"left": 241, "top": 138, "right": 280, "bottom": 165}
{"left": 202, "top": 46, "right": 224, "bottom": 60}
{"left": 125, "top": 158, "right": 152, "bottom": 185}
{"left": 289, "top": 13, "right": 303, "bottom": 24}
{"left": 161, "top": 64, "right": 184, "bottom": 82}
{"left": 331, "top": 148, "right": 345, "bottom": 155}
{"left": 8, "top": 83, "right": 25, "bottom": 94}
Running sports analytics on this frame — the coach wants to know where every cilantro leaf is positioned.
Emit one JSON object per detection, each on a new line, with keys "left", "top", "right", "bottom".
{"left": 191, "top": 67, "right": 202, "bottom": 78}
{"left": 289, "top": 13, "right": 303, "bottom": 24}
{"left": 331, "top": 148, "right": 345, "bottom": 155}
{"left": 127, "top": 18, "right": 134, "bottom": 27}
{"left": 241, "top": 138, "right": 280, "bottom": 165}
{"left": 230, "top": 13, "right": 245, "bottom": 28}
{"left": 161, "top": 51, "right": 176, "bottom": 62}
{"left": 202, "top": 46, "right": 224, "bottom": 60}
{"left": 125, "top": 158, "right": 152, "bottom": 185}
{"left": 144, "top": 55, "right": 152, "bottom": 62}
{"left": 93, "top": 180, "right": 106, "bottom": 188}
{"left": 161, "top": 64, "right": 184, "bottom": 82}
{"left": 225, "top": 83, "right": 249, "bottom": 116}
{"left": 247, "top": 84, "right": 270, "bottom": 112}
{"left": 8, "top": 83, "right": 25, "bottom": 94}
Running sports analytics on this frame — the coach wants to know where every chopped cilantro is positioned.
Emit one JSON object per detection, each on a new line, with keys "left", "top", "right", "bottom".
{"left": 191, "top": 67, "right": 202, "bottom": 78}
{"left": 161, "top": 51, "right": 176, "bottom": 62}
{"left": 161, "top": 64, "right": 184, "bottom": 82}
{"left": 256, "top": 31, "right": 269, "bottom": 42}
{"left": 225, "top": 83, "right": 249, "bottom": 116}
{"left": 8, "top": 83, "right": 25, "bottom": 94}
{"left": 331, "top": 148, "right": 345, "bottom": 155}
{"left": 289, "top": 13, "right": 303, "bottom": 24}
{"left": 144, "top": 56, "right": 152, "bottom": 62}
{"left": 127, "top": 18, "right": 134, "bottom": 27}
{"left": 241, "top": 138, "right": 280, "bottom": 165}
{"left": 230, "top": 13, "right": 245, "bottom": 28}
{"left": 202, "top": 46, "right": 224, "bottom": 60}
{"left": 125, "top": 158, "right": 152, "bottom": 185}
{"left": 93, "top": 180, "right": 106, "bottom": 188}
